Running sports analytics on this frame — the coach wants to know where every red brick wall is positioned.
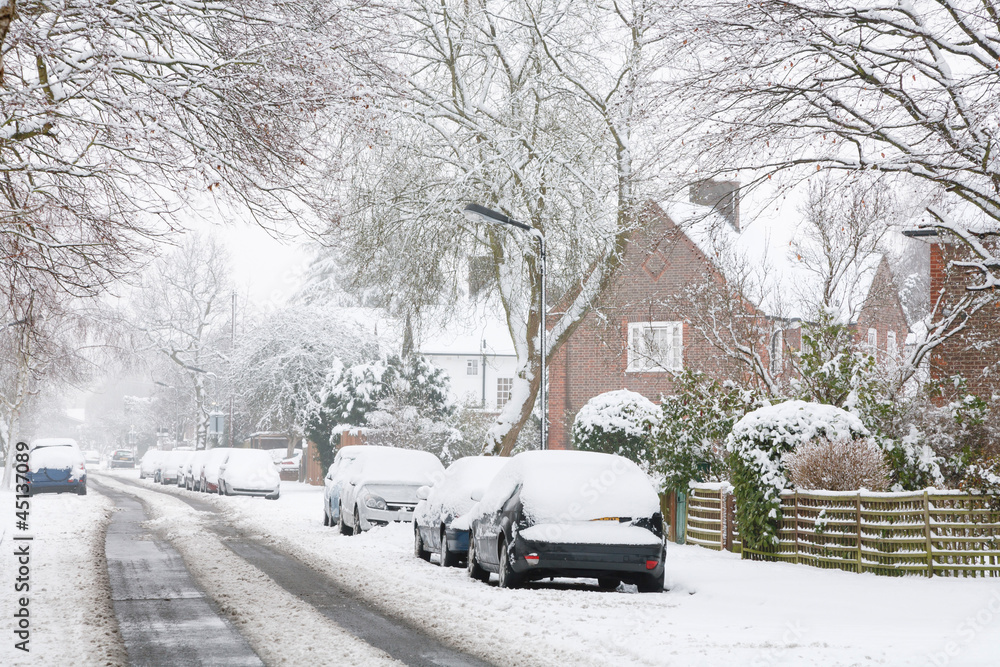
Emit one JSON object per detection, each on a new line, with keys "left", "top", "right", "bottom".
{"left": 853, "top": 257, "right": 910, "bottom": 363}
{"left": 548, "top": 204, "right": 759, "bottom": 450}
{"left": 927, "top": 241, "right": 1000, "bottom": 397}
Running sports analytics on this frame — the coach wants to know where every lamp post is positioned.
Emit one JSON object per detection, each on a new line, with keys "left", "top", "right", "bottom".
{"left": 463, "top": 203, "right": 547, "bottom": 451}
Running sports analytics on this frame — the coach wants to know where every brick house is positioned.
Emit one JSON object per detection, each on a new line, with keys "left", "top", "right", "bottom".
{"left": 547, "top": 188, "right": 911, "bottom": 450}
{"left": 901, "top": 230, "right": 1000, "bottom": 398}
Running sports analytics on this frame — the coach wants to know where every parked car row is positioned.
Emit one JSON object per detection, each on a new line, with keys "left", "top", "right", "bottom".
{"left": 323, "top": 446, "right": 666, "bottom": 592}
{"left": 139, "top": 447, "right": 280, "bottom": 499}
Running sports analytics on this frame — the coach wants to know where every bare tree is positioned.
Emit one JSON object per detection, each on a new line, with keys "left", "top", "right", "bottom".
{"left": 334, "top": 0, "right": 677, "bottom": 455}
{"left": 0, "top": 0, "right": 372, "bottom": 325}
{"left": 673, "top": 0, "right": 1000, "bottom": 291}
{"left": 131, "top": 234, "right": 231, "bottom": 449}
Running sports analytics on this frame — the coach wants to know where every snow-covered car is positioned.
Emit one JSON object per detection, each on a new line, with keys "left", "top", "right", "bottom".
{"left": 27, "top": 438, "right": 87, "bottom": 496}
{"left": 83, "top": 449, "right": 101, "bottom": 466}
{"left": 139, "top": 449, "right": 164, "bottom": 479}
{"left": 201, "top": 447, "right": 234, "bottom": 493}
{"left": 217, "top": 449, "right": 280, "bottom": 499}
{"left": 110, "top": 449, "right": 136, "bottom": 469}
{"left": 157, "top": 449, "right": 193, "bottom": 485}
{"left": 174, "top": 450, "right": 198, "bottom": 488}
{"left": 466, "top": 450, "right": 665, "bottom": 592}
{"left": 322, "top": 445, "right": 370, "bottom": 527}
{"left": 413, "top": 456, "right": 508, "bottom": 566}
{"left": 184, "top": 450, "right": 210, "bottom": 491}
{"left": 337, "top": 447, "right": 445, "bottom": 534}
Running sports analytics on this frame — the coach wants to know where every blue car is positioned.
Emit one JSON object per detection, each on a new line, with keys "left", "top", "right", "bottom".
{"left": 28, "top": 438, "right": 87, "bottom": 496}
{"left": 413, "top": 456, "right": 508, "bottom": 567}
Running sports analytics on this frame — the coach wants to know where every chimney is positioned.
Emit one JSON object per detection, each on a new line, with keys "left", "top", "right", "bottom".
{"left": 690, "top": 180, "right": 740, "bottom": 231}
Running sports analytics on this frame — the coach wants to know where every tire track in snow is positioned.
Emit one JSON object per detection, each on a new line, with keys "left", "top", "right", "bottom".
{"left": 96, "top": 474, "right": 490, "bottom": 667}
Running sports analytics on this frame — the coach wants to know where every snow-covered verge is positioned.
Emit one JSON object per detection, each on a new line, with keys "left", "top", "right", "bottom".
{"left": 0, "top": 487, "right": 126, "bottom": 667}
{"left": 93, "top": 474, "right": 400, "bottom": 667}
{"left": 110, "top": 470, "right": 1000, "bottom": 667}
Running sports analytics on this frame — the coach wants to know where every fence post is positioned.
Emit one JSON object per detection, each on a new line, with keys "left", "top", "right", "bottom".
{"left": 856, "top": 492, "right": 863, "bottom": 574}
{"left": 923, "top": 489, "right": 934, "bottom": 578}
{"left": 794, "top": 490, "right": 800, "bottom": 564}
{"left": 723, "top": 490, "right": 736, "bottom": 552}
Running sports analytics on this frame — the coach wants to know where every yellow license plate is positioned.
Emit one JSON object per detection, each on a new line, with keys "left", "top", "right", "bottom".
{"left": 592, "top": 517, "right": 621, "bottom": 522}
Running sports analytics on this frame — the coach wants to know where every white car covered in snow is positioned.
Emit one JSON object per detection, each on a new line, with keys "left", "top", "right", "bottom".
{"left": 466, "top": 450, "right": 666, "bottom": 592}
{"left": 157, "top": 449, "right": 193, "bottom": 485}
{"left": 201, "top": 447, "right": 234, "bottom": 494}
{"left": 322, "top": 445, "right": 369, "bottom": 527}
{"left": 337, "top": 447, "right": 444, "bottom": 534}
{"left": 139, "top": 449, "right": 164, "bottom": 479}
{"left": 217, "top": 449, "right": 280, "bottom": 499}
{"left": 413, "top": 456, "right": 509, "bottom": 566}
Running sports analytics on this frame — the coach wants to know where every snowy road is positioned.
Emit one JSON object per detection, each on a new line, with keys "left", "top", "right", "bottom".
{"left": 7, "top": 471, "right": 999, "bottom": 666}
{"left": 95, "top": 479, "right": 263, "bottom": 666}
{"left": 95, "top": 474, "right": 489, "bottom": 667}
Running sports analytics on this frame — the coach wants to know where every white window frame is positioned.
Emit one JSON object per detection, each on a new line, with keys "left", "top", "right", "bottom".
{"left": 770, "top": 329, "right": 784, "bottom": 375}
{"left": 627, "top": 321, "right": 683, "bottom": 372}
{"left": 886, "top": 330, "right": 897, "bottom": 357}
{"left": 467, "top": 358, "right": 479, "bottom": 376}
{"left": 496, "top": 377, "right": 514, "bottom": 408}
{"left": 867, "top": 328, "right": 877, "bottom": 349}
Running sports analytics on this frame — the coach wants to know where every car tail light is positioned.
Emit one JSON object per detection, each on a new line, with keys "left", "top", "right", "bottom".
{"left": 646, "top": 559, "right": 659, "bottom": 570}
{"left": 525, "top": 553, "right": 539, "bottom": 565}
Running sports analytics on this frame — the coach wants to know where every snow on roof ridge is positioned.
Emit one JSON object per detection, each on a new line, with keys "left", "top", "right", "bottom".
{"left": 661, "top": 199, "right": 885, "bottom": 323}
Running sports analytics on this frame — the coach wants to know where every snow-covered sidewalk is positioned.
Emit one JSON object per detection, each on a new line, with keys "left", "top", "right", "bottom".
{"left": 0, "top": 485, "right": 126, "bottom": 667}
{"left": 111, "top": 471, "right": 1000, "bottom": 667}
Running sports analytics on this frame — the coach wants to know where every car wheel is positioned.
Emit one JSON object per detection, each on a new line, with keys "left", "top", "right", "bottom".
{"left": 354, "top": 506, "right": 363, "bottom": 533}
{"left": 338, "top": 504, "right": 353, "bottom": 536}
{"left": 597, "top": 577, "right": 620, "bottom": 591}
{"left": 266, "top": 492, "right": 279, "bottom": 501}
{"left": 414, "top": 525, "right": 431, "bottom": 561}
{"left": 637, "top": 570, "right": 664, "bottom": 593}
{"left": 467, "top": 536, "right": 489, "bottom": 583}
{"left": 439, "top": 528, "right": 458, "bottom": 567}
{"left": 497, "top": 537, "right": 522, "bottom": 589}
{"left": 77, "top": 484, "right": 87, "bottom": 496}
{"left": 323, "top": 506, "right": 330, "bottom": 526}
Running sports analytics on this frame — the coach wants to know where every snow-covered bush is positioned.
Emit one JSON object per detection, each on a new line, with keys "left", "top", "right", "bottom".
{"left": 881, "top": 426, "right": 944, "bottom": 491}
{"left": 651, "top": 370, "right": 764, "bottom": 493}
{"left": 785, "top": 437, "right": 890, "bottom": 491}
{"left": 726, "top": 400, "right": 868, "bottom": 551}
{"left": 572, "top": 390, "right": 660, "bottom": 468}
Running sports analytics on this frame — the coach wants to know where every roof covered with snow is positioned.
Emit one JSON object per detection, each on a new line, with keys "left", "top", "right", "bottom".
{"left": 663, "top": 198, "right": 885, "bottom": 322}
{"left": 416, "top": 300, "right": 516, "bottom": 357}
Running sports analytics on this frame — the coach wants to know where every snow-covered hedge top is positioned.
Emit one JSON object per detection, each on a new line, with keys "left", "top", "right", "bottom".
{"left": 471, "top": 450, "right": 660, "bottom": 524}
{"left": 415, "top": 456, "right": 509, "bottom": 526}
{"left": 727, "top": 400, "right": 868, "bottom": 451}
{"left": 573, "top": 390, "right": 661, "bottom": 438}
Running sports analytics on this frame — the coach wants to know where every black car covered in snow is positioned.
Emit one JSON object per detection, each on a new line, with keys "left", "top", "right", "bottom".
{"left": 465, "top": 450, "right": 665, "bottom": 592}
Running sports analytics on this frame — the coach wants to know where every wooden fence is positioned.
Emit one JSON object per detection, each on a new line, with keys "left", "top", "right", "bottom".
{"left": 686, "top": 487, "right": 1000, "bottom": 577}
{"left": 685, "top": 483, "right": 741, "bottom": 553}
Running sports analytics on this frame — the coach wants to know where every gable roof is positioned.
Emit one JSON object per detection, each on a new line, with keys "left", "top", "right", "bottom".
{"left": 660, "top": 197, "right": 887, "bottom": 324}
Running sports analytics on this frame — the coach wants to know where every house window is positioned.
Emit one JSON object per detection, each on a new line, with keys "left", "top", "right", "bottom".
{"left": 496, "top": 378, "right": 514, "bottom": 408}
{"left": 770, "top": 329, "right": 784, "bottom": 375}
{"left": 627, "top": 321, "right": 682, "bottom": 372}
{"left": 867, "top": 328, "right": 877, "bottom": 349}
{"left": 886, "top": 331, "right": 897, "bottom": 357}
{"left": 467, "top": 358, "right": 479, "bottom": 375}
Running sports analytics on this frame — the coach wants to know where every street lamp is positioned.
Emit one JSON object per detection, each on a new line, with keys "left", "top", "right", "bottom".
{"left": 463, "top": 203, "right": 547, "bottom": 451}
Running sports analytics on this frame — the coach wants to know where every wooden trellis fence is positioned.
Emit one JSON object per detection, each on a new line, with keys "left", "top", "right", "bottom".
{"left": 686, "top": 487, "right": 1000, "bottom": 577}
{"left": 685, "top": 483, "right": 741, "bottom": 554}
